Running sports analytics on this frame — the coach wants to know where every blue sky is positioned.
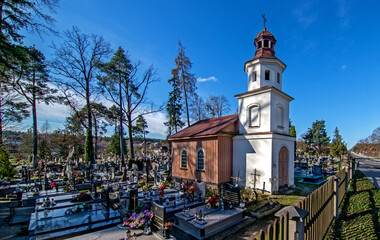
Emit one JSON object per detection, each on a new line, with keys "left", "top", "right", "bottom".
{"left": 22, "top": 0, "right": 380, "bottom": 148}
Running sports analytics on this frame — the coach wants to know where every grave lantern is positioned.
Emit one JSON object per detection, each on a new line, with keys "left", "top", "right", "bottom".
{"left": 144, "top": 222, "right": 151, "bottom": 235}
{"left": 275, "top": 206, "right": 309, "bottom": 240}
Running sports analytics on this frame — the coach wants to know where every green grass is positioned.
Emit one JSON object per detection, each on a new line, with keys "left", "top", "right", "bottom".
{"left": 324, "top": 171, "right": 380, "bottom": 240}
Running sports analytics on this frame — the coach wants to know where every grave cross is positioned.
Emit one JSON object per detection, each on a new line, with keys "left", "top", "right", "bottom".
{"left": 131, "top": 194, "right": 138, "bottom": 211}
{"left": 250, "top": 169, "right": 261, "bottom": 200}
{"left": 231, "top": 170, "right": 245, "bottom": 187}
{"left": 250, "top": 169, "right": 261, "bottom": 190}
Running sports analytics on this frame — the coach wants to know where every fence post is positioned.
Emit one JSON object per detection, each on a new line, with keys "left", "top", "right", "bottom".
{"left": 345, "top": 168, "right": 349, "bottom": 194}
{"left": 350, "top": 158, "right": 355, "bottom": 180}
{"left": 333, "top": 176, "right": 339, "bottom": 219}
{"left": 275, "top": 206, "right": 309, "bottom": 240}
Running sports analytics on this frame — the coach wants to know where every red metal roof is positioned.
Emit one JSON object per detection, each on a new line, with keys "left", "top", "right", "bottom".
{"left": 168, "top": 114, "right": 238, "bottom": 139}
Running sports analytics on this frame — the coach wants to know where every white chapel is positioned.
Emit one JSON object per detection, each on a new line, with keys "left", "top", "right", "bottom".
{"left": 232, "top": 26, "right": 296, "bottom": 193}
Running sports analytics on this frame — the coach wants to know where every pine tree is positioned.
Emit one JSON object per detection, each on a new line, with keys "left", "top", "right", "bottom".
{"left": 98, "top": 46, "right": 157, "bottom": 165}
{"left": 10, "top": 46, "right": 56, "bottom": 167}
{"left": 330, "top": 127, "right": 347, "bottom": 169}
{"left": 0, "top": 0, "right": 57, "bottom": 144}
{"left": 171, "top": 41, "right": 197, "bottom": 127}
{"left": 165, "top": 76, "right": 184, "bottom": 135}
{"left": 303, "top": 120, "right": 330, "bottom": 157}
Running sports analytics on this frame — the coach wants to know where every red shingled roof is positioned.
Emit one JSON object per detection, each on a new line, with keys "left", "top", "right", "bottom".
{"left": 168, "top": 114, "right": 238, "bottom": 139}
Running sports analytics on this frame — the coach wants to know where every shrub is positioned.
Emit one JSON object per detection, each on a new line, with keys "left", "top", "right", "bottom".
{"left": 0, "top": 146, "right": 14, "bottom": 178}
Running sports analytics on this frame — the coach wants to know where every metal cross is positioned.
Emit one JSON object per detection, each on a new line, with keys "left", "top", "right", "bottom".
{"left": 262, "top": 14, "right": 267, "bottom": 29}
{"left": 250, "top": 169, "right": 261, "bottom": 190}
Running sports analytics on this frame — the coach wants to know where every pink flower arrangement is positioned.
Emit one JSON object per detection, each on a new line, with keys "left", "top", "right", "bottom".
{"left": 123, "top": 210, "right": 154, "bottom": 229}
{"left": 50, "top": 182, "right": 56, "bottom": 189}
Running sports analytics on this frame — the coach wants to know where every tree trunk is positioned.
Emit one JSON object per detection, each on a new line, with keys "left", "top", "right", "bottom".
{"left": 183, "top": 84, "right": 190, "bottom": 127}
{"left": 127, "top": 113, "right": 134, "bottom": 161}
{"left": 85, "top": 80, "right": 94, "bottom": 165}
{"left": 32, "top": 72, "right": 38, "bottom": 168}
{"left": 119, "top": 82, "right": 125, "bottom": 166}
{"left": 94, "top": 117, "right": 98, "bottom": 160}
{"left": 119, "top": 81, "right": 126, "bottom": 181}
{"left": 0, "top": 82, "right": 3, "bottom": 145}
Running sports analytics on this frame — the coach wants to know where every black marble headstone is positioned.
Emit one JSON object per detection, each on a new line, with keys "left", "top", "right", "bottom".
{"left": 220, "top": 183, "right": 240, "bottom": 207}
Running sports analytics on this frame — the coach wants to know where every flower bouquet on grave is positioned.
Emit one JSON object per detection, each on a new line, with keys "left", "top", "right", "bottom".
{"left": 138, "top": 180, "right": 145, "bottom": 186}
{"left": 143, "top": 184, "right": 150, "bottom": 192}
{"left": 123, "top": 209, "right": 154, "bottom": 229}
{"left": 159, "top": 184, "right": 166, "bottom": 197}
{"left": 64, "top": 184, "right": 72, "bottom": 192}
{"left": 206, "top": 196, "right": 220, "bottom": 208}
{"left": 188, "top": 183, "right": 197, "bottom": 196}
{"left": 72, "top": 193, "right": 92, "bottom": 202}
{"left": 181, "top": 182, "right": 187, "bottom": 193}
{"left": 65, "top": 203, "right": 92, "bottom": 214}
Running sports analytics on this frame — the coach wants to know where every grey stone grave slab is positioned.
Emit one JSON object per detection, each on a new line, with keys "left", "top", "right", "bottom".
{"left": 29, "top": 202, "right": 121, "bottom": 235}
{"left": 175, "top": 205, "right": 245, "bottom": 239}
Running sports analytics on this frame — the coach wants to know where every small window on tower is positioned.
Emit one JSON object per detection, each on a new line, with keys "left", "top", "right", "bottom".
{"left": 264, "top": 40, "right": 269, "bottom": 47}
{"left": 258, "top": 41, "right": 262, "bottom": 49}
{"left": 277, "top": 73, "right": 280, "bottom": 83}
{"left": 270, "top": 42, "right": 273, "bottom": 48}
{"left": 265, "top": 70, "right": 270, "bottom": 80}
{"left": 253, "top": 71, "right": 257, "bottom": 82}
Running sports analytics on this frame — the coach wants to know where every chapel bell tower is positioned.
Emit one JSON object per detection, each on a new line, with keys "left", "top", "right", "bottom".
{"left": 232, "top": 18, "right": 295, "bottom": 194}
{"left": 245, "top": 27, "right": 286, "bottom": 92}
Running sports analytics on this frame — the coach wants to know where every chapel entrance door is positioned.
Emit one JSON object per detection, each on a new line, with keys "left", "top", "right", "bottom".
{"left": 278, "top": 146, "right": 289, "bottom": 187}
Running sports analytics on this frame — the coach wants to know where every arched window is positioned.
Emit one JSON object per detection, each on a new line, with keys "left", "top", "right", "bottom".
{"left": 180, "top": 149, "right": 188, "bottom": 169}
{"left": 248, "top": 104, "right": 260, "bottom": 127}
{"left": 196, "top": 148, "right": 205, "bottom": 171}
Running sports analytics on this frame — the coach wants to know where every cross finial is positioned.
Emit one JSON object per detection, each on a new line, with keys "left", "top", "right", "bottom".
{"left": 262, "top": 14, "right": 267, "bottom": 29}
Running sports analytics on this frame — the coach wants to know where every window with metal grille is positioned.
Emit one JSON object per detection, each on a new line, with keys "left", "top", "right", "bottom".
{"left": 197, "top": 149, "right": 205, "bottom": 171}
{"left": 181, "top": 149, "right": 188, "bottom": 169}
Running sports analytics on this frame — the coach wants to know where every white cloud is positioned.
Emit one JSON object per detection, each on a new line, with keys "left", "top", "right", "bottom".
{"left": 197, "top": 76, "right": 218, "bottom": 83}
{"left": 144, "top": 111, "right": 167, "bottom": 138}
{"left": 293, "top": 1, "right": 318, "bottom": 28}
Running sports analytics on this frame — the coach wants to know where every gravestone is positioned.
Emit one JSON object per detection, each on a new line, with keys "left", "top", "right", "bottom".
{"left": 152, "top": 202, "right": 165, "bottom": 236}
{"left": 301, "top": 162, "right": 308, "bottom": 170}
{"left": 220, "top": 183, "right": 240, "bottom": 207}
{"left": 174, "top": 177, "right": 182, "bottom": 191}
{"left": 312, "top": 165, "right": 323, "bottom": 176}
{"left": 100, "top": 188, "right": 110, "bottom": 211}
{"left": 195, "top": 181, "right": 206, "bottom": 198}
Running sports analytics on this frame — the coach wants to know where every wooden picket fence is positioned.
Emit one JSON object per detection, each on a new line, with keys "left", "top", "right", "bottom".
{"left": 255, "top": 163, "right": 353, "bottom": 240}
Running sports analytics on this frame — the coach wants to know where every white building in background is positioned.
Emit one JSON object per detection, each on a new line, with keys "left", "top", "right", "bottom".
{"left": 232, "top": 26, "right": 295, "bottom": 193}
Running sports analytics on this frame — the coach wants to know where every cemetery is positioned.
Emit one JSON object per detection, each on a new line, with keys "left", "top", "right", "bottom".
{"left": 0, "top": 5, "right": 371, "bottom": 239}
{"left": 2, "top": 152, "right": 347, "bottom": 239}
